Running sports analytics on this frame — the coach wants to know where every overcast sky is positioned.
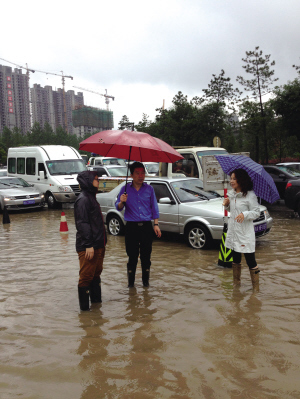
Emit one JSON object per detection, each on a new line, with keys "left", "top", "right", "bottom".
{"left": 1, "top": 0, "right": 300, "bottom": 130}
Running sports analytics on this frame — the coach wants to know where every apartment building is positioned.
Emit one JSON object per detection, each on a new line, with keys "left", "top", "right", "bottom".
{"left": 31, "top": 85, "right": 84, "bottom": 134}
{"left": 0, "top": 64, "right": 31, "bottom": 135}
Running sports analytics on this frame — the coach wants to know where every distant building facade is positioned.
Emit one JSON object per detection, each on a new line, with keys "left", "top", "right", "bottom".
{"left": 72, "top": 105, "right": 114, "bottom": 137}
{"left": 31, "top": 85, "right": 84, "bottom": 134}
{"left": 0, "top": 64, "right": 31, "bottom": 135}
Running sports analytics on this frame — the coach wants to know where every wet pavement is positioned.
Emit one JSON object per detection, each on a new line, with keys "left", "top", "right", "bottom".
{"left": 0, "top": 203, "right": 300, "bottom": 399}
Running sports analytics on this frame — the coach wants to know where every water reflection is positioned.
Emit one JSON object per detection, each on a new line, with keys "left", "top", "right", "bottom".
{"left": 77, "top": 308, "right": 111, "bottom": 398}
{"left": 0, "top": 207, "right": 300, "bottom": 398}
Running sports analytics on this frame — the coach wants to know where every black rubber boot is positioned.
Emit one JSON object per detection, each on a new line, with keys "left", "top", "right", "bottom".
{"left": 127, "top": 269, "right": 136, "bottom": 288}
{"left": 90, "top": 277, "right": 102, "bottom": 303}
{"left": 78, "top": 286, "right": 90, "bottom": 311}
{"left": 142, "top": 268, "right": 150, "bottom": 287}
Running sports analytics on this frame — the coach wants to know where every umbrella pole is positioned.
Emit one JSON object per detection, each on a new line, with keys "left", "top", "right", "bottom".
{"left": 218, "top": 178, "right": 233, "bottom": 268}
{"left": 124, "top": 146, "right": 132, "bottom": 194}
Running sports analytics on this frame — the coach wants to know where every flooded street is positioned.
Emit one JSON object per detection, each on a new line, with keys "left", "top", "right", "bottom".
{"left": 1, "top": 205, "right": 300, "bottom": 399}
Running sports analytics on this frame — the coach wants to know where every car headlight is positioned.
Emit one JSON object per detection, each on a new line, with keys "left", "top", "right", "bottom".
{"left": 264, "top": 210, "right": 270, "bottom": 219}
{"left": 58, "top": 186, "right": 73, "bottom": 193}
{"left": 4, "top": 196, "right": 16, "bottom": 201}
{"left": 40, "top": 194, "right": 45, "bottom": 199}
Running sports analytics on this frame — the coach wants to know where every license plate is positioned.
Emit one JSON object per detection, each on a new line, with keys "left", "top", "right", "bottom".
{"left": 23, "top": 200, "right": 35, "bottom": 205}
{"left": 255, "top": 222, "right": 267, "bottom": 232}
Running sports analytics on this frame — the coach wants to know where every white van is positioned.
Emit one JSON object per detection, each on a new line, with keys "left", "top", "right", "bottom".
{"left": 7, "top": 145, "right": 87, "bottom": 208}
{"left": 159, "top": 146, "right": 228, "bottom": 180}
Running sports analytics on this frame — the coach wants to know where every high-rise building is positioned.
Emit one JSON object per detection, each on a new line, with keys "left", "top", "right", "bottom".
{"left": 72, "top": 105, "right": 114, "bottom": 137}
{"left": 0, "top": 64, "right": 31, "bottom": 135}
{"left": 31, "top": 85, "right": 84, "bottom": 134}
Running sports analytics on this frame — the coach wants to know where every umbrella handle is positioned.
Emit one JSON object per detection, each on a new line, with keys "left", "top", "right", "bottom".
{"left": 124, "top": 145, "right": 132, "bottom": 194}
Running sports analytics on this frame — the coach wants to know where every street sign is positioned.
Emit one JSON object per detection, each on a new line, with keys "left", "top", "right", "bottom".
{"left": 202, "top": 155, "right": 229, "bottom": 192}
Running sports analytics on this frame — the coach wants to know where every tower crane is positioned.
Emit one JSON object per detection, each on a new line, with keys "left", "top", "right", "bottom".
{"left": 0, "top": 57, "right": 73, "bottom": 133}
{"left": 72, "top": 86, "right": 115, "bottom": 111}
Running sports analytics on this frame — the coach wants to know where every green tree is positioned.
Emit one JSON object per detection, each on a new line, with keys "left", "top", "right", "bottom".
{"left": 271, "top": 79, "right": 300, "bottom": 140}
{"left": 135, "top": 114, "right": 152, "bottom": 132}
{"left": 118, "top": 115, "right": 134, "bottom": 130}
{"left": 237, "top": 46, "right": 278, "bottom": 163}
{"left": 1, "top": 126, "right": 14, "bottom": 151}
{"left": 202, "top": 69, "right": 241, "bottom": 111}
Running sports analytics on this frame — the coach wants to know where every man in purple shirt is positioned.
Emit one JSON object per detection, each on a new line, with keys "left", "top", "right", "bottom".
{"left": 115, "top": 162, "right": 161, "bottom": 288}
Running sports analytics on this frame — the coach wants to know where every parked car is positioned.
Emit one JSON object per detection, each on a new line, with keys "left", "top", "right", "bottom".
{"left": 276, "top": 162, "right": 300, "bottom": 172}
{"left": 284, "top": 179, "right": 300, "bottom": 214}
{"left": 96, "top": 177, "right": 273, "bottom": 249}
{"left": 143, "top": 162, "right": 159, "bottom": 176}
{"left": 263, "top": 165, "right": 300, "bottom": 199}
{"left": 0, "top": 176, "right": 45, "bottom": 212}
{"left": 88, "top": 156, "right": 126, "bottom": 169}
{"left": 90, "top": 165, "right": 128, "bottom": 177}
{"left": 0, "top": 167, "right": 7, "bottom": 177}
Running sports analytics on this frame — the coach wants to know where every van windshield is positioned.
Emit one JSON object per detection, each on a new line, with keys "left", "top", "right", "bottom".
{"left": 46, "top": 160, "right": 86, "bottom": 176}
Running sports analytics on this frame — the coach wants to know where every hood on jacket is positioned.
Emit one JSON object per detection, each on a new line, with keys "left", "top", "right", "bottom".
{"left": 77, "top": 170, "right": 98, "bottom": 193}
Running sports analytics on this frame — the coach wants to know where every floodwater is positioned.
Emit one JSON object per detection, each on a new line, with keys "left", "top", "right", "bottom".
{"left": 0, "top": 205, "right": 300, "bottom": 399}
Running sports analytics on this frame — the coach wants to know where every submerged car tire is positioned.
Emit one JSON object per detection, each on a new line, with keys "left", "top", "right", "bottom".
{"left": 185, "top": 223, "right": 212, "bottom": 250}
{"left": 47, "top": 193, "right": 61, "bottom": 209}
{"left": 107, "top": 214, "right": 125, "bottom": 236}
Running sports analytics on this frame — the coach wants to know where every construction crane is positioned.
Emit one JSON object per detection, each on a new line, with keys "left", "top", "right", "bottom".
{"left": 0, "top": 57, "right": 73, "bottom": 133}
{"left": 73, "top": 86, "right": 115, "bottom": 111}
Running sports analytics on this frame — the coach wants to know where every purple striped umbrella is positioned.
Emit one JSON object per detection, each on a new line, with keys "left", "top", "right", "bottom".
{"left": 215, "top": 155, "right": 280, "bottom": 203}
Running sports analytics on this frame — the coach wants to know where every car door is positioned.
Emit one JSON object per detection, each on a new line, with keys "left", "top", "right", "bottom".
{"left": 150, "top": 182, "right": 179, "bottom": 232}
{"left": 265, "top": 166, "right": 289, "bottom": 198}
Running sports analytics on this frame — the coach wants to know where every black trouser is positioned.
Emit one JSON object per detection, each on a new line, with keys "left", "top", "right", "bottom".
{"left": 231, "top": 250, "right": 257, "bottom": 269}
{"left": 125, "top": 221, "right": 153, "bottom": 274}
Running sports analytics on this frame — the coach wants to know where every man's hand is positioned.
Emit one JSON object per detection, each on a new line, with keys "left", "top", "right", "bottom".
{"left": 118, "top": 193, "right": 128, "bottom": 209}
{"left": 154, "top": 225, "right": 161, "bottom": 238}
{"left": 85, "top": 247, "right": 94, "bottom": 260}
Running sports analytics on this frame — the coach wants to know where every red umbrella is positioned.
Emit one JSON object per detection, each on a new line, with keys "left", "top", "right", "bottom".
{"left": 79, "top": 130, "right": 184, "bottom": 163}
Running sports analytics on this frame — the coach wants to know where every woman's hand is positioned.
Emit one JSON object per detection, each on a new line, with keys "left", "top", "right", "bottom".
{"left": 223, "top": 198, "right": 230, "bottom": 207}
{"left": 235, "top": 213, "right": 244, "bottom": 223}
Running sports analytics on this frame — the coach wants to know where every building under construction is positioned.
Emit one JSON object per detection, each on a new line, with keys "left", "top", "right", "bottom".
{"left": 72, "top": 105, "right": 114, "bottom": 137}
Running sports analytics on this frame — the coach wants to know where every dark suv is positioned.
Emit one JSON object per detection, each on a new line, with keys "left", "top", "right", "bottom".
{"left": 285, "top": 179, "right": 300, "bottom": 214}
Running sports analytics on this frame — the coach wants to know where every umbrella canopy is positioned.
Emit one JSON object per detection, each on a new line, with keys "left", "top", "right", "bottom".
{"left": 215, "top": 154, "right": 280, "bottom": 203}
{"left": 79, "top": 130, "right": 184, "bottom": 163}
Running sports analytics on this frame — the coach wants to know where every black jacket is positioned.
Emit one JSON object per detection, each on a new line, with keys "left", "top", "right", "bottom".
{"left": 74, "top": 171, "right": 107, "bottom": 252}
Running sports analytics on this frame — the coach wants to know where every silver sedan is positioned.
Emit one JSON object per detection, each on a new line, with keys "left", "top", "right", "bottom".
{"left": 0, "top": 177, "right": 45, "bottom": 212}
{"left": 96, "top": 177, "right": 273, "bottom": 249}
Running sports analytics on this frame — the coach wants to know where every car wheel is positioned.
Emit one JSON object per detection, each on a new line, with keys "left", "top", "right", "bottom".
{"left": 107, "top": 215, "right": 124, "bottom": 236}
{"left": 185, "top": 223, "right": 212, "bottom": 250}
{"left": 47, "top": 193, "right": 61, "bottom": 209}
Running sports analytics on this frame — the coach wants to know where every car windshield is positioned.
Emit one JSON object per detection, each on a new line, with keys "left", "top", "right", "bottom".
{"left": 196, "top": 150, "right": 228, "bottom": 166}
{"left": 170, "top": 179, "right": 221, "bottom": 203}
{"left": 145, "top": 163, "right": 159, "bottom": 174}
{"left": 0, "top": 177, "right": 31, "bottom": 189}
{"left": 102, "top": 158, "right": 126, "bottom": 166}
{"left": 46, "top": 160, "right": 86, "bottom": 176}
{"left": 277, "top": 165, "right": 300, "bottom": 177}
{"left": 106, "top": 167, "right": 128, "bottom": 177}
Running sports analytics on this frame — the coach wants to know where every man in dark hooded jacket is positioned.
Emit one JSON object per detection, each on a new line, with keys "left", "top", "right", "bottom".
{"left": 74, "top": 171, "right": 107, "bottom": 311}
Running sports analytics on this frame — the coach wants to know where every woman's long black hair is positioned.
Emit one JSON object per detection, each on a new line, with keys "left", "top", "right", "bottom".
{"left": 231, "top": 168, "right": 253, "bottom": 196}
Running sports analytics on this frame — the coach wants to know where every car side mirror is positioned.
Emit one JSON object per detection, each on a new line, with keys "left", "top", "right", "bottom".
{"left": 159, "top": 197, "right": 175, "bottom": 204}
{"left": 39, "top": 171, "right": 45, "bottom": 179}
{"left": 279, "top": 173, "right": 286, "bottom": 179}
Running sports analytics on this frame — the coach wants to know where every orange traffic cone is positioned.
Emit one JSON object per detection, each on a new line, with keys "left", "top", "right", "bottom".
{"left": 59, "top": 211, "right": 69, "bottom": 234}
